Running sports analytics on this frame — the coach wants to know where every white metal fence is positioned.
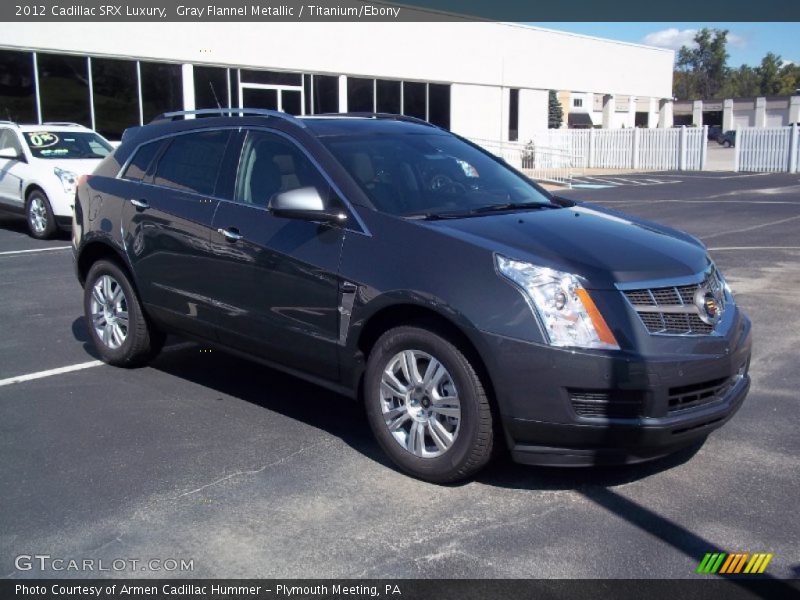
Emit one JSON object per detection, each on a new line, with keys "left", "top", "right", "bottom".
{"left": 735, "top": 125, "right": 800, "bottom": 173}
{"left": 469, "top": 126, "right": 707, "bottom": 186}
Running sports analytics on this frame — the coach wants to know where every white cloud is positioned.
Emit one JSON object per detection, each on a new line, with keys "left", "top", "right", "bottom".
{"left": 642, "top": 28, "right": 699, "bottom": 51}
{"left": 642, "top": 28, "right": 747, "bottom": 51}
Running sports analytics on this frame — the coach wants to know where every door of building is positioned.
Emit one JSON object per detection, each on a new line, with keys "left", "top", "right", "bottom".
{"left": 239, "top": 83, "right": 303, "bottom": 115}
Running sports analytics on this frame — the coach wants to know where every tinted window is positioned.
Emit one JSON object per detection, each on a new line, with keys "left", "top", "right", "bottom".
{"left": 376, "top": 79, "right": 401, "bottom": 114}
{"left": 92, "top": 57, "right": 139, "bottom": 140}
{"left": 38, "top": 54, "right": 91, "bottom": 126}
{"left": 312, "top": 75, "right": 339, "bottom": 114}
{"left": 509, "top": 88, "right": 519, "bottom": 142}
{"left": 194, "top": 66, "right": 230, "bottom": 110}
{"left": 23, "top": 130, "right": 112, "bottom": 159}
{"left": 347, "top": 77, "right": 374, "bottom": 113}
{"left": 240, "top": 70, "right": 301, "bottom": 86}
{"left": 324, "top": 133, "right": 551, "bottom": 216}
{"left": 0, "top": 49, "right": 36, "bottom": 122}
{"left": 235, "top": 131, "right": 327, "bottom": 207}
{"left": 153, "top": 131, "right": 230, "bottom": 195}
{"left": 428, "top": 84, "right": 450, "bottom": 129}
{"left": 121, "top": 140, "right": 162, "bottom": 181}
{"left": 140, "top": 62, "right": 182, "bottom": 123}
{"left": 403, "top": 82, "right": 426, "bottom": 119}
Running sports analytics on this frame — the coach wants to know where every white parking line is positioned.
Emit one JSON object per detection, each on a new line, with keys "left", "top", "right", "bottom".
{"left": 0, "top": 342, "right": 195, "bottom": 389}
{"left": 0, "top": 246, "right": 71, "bottom": 256}
{"left": 0, "top": 360, "right": 103, "bottom": 387}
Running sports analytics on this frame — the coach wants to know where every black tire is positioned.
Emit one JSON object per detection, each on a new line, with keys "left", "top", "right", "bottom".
{"left": 83, "top": 259, "right": 164, "bottom": 367}
{"left": 26, "top": 189, "right": 57, "bottom": 239}
{"left": 364, "top": 325, "right": 494, "bottom": 483}
{"left": 723, "top": 140, "right": 731, "bottom": 148}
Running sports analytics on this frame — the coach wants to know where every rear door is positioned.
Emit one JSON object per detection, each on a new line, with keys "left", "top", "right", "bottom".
{"left": 206, "top": 128, "right": 345, "bottom": 380}
{"left": 121, "top": 129, "right": 240, "bottom": 338}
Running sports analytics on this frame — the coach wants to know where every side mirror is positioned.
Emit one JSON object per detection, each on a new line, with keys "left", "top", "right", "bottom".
{"left": 268, "top": 187, "right": 347, "bottom": 225}
{"left": 0, "top": 147, "right": 25, "bottom": 162}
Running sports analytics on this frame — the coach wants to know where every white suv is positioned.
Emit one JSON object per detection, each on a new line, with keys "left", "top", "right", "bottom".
{"left": 0, "top": 122, "right": 114, "bottom": 238}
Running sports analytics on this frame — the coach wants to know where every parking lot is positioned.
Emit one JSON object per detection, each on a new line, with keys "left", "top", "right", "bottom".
{"left": 1, "top": 171, "right": 799, "bottom": 580}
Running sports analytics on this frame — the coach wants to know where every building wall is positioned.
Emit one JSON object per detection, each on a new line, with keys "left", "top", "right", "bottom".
{"left": 0, "top": 22, "right": 674, "bottom": 98}
{"left": 450, "top": 84, "right": 504, "bottom": 140}
{"left": 1, "top": 22, "right": 674, "bottom": 140}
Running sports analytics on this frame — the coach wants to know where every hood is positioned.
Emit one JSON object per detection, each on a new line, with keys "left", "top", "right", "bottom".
{"left": 39, "top": 157, "right": 103, "bottom": 176}
{"left": 422, "top": 204, "right": 708, "bottom": 288}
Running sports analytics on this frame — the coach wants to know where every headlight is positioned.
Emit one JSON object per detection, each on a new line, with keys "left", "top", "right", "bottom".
{"left": 54, "top": 167, "right": 78, "bottom": 195}
{"left": 496, "top": 255, "right": 619, "bottom": 350}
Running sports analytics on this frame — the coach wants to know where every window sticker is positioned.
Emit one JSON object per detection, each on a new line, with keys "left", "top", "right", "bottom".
{"left": 27, "top": 132, "right": 60, "bottom": 148}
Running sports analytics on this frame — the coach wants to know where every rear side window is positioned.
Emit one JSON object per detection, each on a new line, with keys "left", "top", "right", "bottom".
{"left": 121, "top": 140, "right": 161, "bottom": 181}
{"left": 153, "top": 130, "right": 231, "bottom": 196}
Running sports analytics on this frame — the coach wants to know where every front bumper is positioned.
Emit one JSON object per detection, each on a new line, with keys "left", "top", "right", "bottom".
{"left": 481, "top": 311, "right": 752, "bottom": 467}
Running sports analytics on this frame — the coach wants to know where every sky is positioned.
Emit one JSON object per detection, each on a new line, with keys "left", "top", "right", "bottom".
{"left": 531, "top": 22, "right": 800, "bottom": 67}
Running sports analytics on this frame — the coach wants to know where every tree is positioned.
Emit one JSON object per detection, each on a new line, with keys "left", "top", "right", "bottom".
{"left": 548, "top": 90, "right": 563, "bottom": 129}
{"left": 674, "top": 28, "right": 730, "bottom": 100}
{"left": 758, "top": 52, "right": 783, "bottom": 96}
{"left": 777, "top": 62, "right": 800, "bottom": 96}
{"left": 720, "top": 65, "right": 761, "bottom": 98}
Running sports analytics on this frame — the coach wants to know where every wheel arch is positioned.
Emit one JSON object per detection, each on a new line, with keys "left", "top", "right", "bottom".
{"left": 355, "top": 302, "right": 498, "bottom": 412}
{"left": 76, "top": 239, "right": 133, "bottom": 288}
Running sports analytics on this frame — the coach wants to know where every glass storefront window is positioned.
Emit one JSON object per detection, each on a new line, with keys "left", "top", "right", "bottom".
{"left": 428, "top": 83, "right": 450, "bottom": 129}
{"left": 194, "top": 65, "right": 230, "bottom": 110}
{"left": 347, "top": 77, "right": 374, "bottom": 113}
{"left": 140, "top": 61, "right": 182, "bottom": 123}
{"left": 92, "top": 57, "right": 138, "bottom": 140}
{"left": 37, "top": 53, "right": 90, "bottom": 126}
{"left": 376, "top": 79, "right": 401, "bottom": 114}
{"left": 402, "top": 81, "right": 426, "bottom": 120}
{"left": 0, "top": 50, "right": 36, "bottom": 123}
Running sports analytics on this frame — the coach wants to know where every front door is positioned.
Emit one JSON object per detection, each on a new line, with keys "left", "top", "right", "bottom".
{"left": 207, "top": 129, "right": 344, "bottom": 380}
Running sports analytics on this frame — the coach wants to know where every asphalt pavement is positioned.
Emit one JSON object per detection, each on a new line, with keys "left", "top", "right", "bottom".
{"left": 1, "top": 171, "right": 798, "bottom": 580}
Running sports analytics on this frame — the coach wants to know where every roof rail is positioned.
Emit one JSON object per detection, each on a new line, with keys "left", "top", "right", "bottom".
{"left": 320, "top": 112, "right": 439, "bottom": 129}
{"left": 149, "top": 108, "right": 305, "bottom": 127}
{"left": 42, "top": 121, "right": 85, "bottom": 127}
{"left": 0, "top": 120, "right": 18, "bottom": 126}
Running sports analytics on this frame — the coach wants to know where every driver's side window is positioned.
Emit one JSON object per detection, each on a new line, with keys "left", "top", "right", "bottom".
{"left": 234, "top": 130, "right": 329, "bottom": 208}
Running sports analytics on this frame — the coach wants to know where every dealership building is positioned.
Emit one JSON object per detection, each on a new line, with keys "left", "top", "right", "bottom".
{"left": 0, "top": 21, "right": 675, "bottom": 142}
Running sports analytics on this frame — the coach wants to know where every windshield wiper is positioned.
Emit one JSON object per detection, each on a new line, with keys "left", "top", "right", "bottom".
{"left": 405, "top": 212, "right": 466, "bottom": 221}
{"left": 471, "top": 202, "right": 558, "bottom": 214}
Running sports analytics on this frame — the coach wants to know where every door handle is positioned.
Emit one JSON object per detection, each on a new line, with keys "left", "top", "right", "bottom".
{"left": 130, "top": 198, "right": 149, "bottom": 209}
{"left": 217, "top": 227, "right": 244, "bottom": 242}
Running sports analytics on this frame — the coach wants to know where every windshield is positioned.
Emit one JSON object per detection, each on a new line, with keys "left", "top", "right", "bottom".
{"left": 23, "top": 131, "right": 113, "bottom": 160}
{"left": 323, "top": 132, "right": 553, "bottom": 217}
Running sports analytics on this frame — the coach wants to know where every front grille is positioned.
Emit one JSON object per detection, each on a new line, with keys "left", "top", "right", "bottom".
{"left": 667, "top": 375, "right": 737, "bottom": 413}
{"left": 622, "top": 269, "right": 724, "bottom": 335}
{"left": 569, "top": 390, "right": 644, "bottom": 419}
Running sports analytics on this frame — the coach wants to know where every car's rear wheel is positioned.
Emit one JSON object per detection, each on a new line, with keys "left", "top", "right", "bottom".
{"left": 26, "top": 190, "right": 57, "bottom": 239}
{"left": 84, "top": 259, "right": 164, "bottom": 367}
{"left": 364, "top": 326, "right": 493, "bottom": 483}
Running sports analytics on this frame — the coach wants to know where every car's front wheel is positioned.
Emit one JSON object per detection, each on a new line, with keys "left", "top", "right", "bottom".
{"left": 83, "top": 259, "right": 164, "bottom": 367}
{"left": 364, "top": 326, "right": 494, "bottom": 483}
{"left": 26, "top": 189, "right": 57, "bottom": 239}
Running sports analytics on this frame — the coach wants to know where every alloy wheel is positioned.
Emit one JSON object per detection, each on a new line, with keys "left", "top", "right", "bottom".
{"left": 89, "top": 275, "right": 129, "bottom": 349}
{"left": 379, "top": 349, "right": 461, "bottom": 458}
{"left": 28, "top": 197, "right": 48, "bottom": 234}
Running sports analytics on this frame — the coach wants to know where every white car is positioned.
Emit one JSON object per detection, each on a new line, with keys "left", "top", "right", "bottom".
{"left": 0, "top": 122, "right": 114, "bottom": 238}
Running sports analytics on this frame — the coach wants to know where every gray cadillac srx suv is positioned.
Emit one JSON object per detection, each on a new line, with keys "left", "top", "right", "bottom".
{"left": 73, "top": 110, "right": 751, "bottom": 482}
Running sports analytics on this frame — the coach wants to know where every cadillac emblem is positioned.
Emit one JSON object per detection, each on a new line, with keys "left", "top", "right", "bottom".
{"left": 694, "top": 278, "right": 725, "bottom": 326}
